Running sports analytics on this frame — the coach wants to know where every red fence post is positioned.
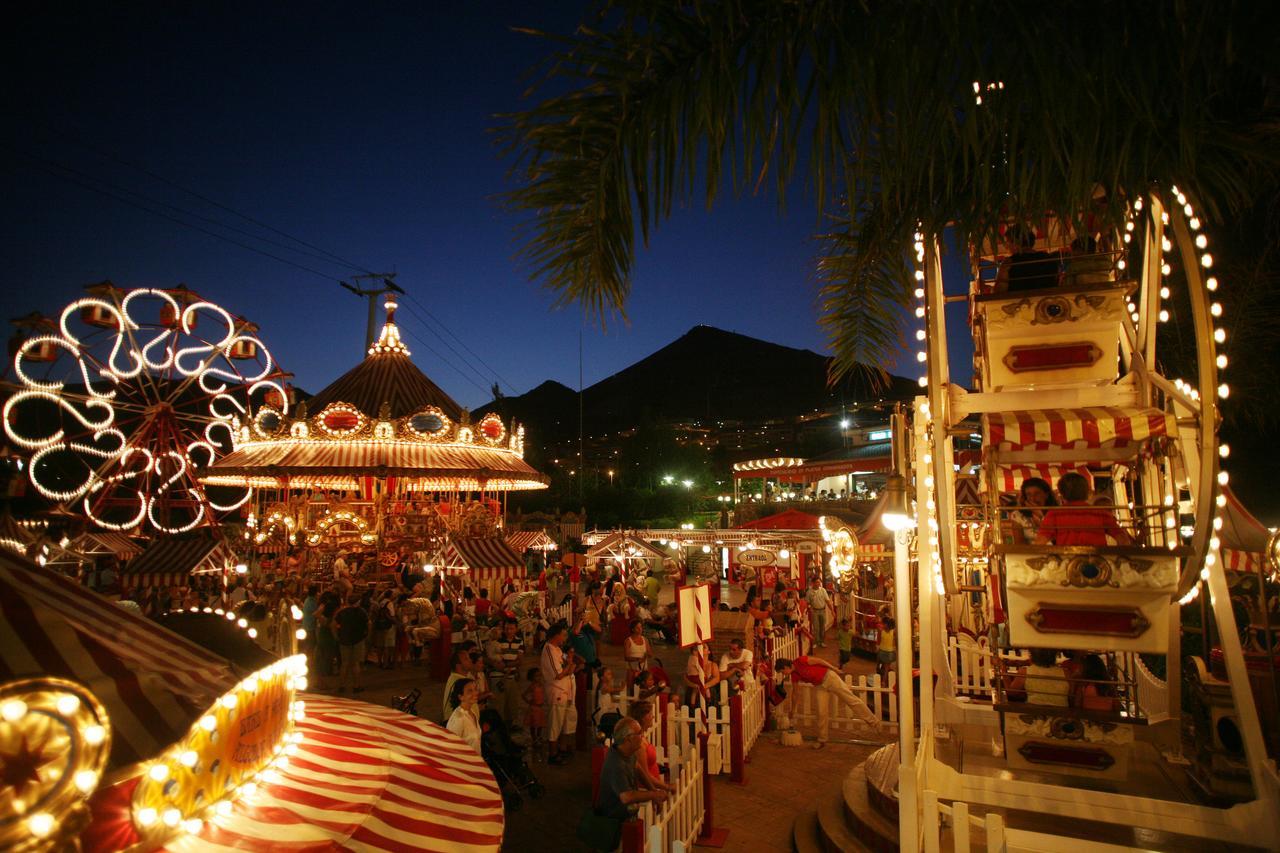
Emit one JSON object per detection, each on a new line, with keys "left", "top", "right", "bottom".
{"left": 621, "top": 818, "right": 645, "bottom": 853}
{"left": 696, "top": 730, "right": 729, "bottom": 846}
{"left": 729, "top": 693, "right": 745, "bottom": 784}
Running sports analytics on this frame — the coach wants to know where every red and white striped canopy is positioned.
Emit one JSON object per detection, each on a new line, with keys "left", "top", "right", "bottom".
{"left": 987, "top": 462, "right": 1095, "bottom": 493}
{"left": 505, "top": 529, "right": 557, "bottom": 552}
{"left": 0, "top": 551, "right": 239, "bottom": 770}
{"left": 984, "top": 407, "right": 1175, "bottom": 459}
{"left": 161, "top": 696, "right": 503, "bottom": 852}
{"left": 443, "top": 537, "right": 525, "bottom": 581}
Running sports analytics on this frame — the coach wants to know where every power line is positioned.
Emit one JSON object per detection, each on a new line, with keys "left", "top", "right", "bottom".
{"left": 14, "top": 140, "right": 520, "bottom": 399}
{"left": 45, "top": 128, "right": 380, "bottom": 277}
{"left": 403, "top": 292, "right": 518, "bottom": 394}
{"left": 8, "top": 146, "right": 343, "bottom": 283}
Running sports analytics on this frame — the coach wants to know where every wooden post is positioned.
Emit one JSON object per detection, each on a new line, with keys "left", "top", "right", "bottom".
{"left": 729, "top": 692, "right": 745, "bottom": 783}
{"left": 695, "top": 730, "right": 729, "bottom": 846}
{"left": 621, "top": 818, "right": 645, "bottom": 853}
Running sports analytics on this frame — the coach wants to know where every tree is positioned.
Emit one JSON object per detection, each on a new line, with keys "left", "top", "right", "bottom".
{"left": 499, "top": 1, "right": 1278, "bottom": 383}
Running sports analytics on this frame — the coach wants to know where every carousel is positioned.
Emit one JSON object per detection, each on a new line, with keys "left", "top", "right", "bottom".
{"left": 199, "top": 295, "right": 547, "bottom": 594}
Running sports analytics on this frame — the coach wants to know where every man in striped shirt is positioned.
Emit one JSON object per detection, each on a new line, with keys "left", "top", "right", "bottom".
{"left": 486, "top": 617, "right": 526, "bottom": 725}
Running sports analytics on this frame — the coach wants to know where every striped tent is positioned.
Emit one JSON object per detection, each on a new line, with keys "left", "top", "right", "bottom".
{"left": 159, "top": 696, "right": 504, "bottom": 852}
{"left": 301, "top": 344, "right": 465, "bottom": 421}
{"left": 984, "top": 407, "right": 1175, "bottom": 461}
{"left": 0, "top": 550, "right": 239, "bottom": 770}
{"left": 73, "top": 531, "right": 144, "bottom": 558}
{"left": 443, "top": 537, "right": 525, "bottom": 581}
{"left": 1219, "top": 486, "right": 1271, "bottom": 573}
{"left": 121, "top": 531, "right": 236, "bottom": 589}
{"left": 505, "top": 529, "right": 558, "bottom": 552}
{"left": 986, "top": 462, "right": 1095, "bottom": 493}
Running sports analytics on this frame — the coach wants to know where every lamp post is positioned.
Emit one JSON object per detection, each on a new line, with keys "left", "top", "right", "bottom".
{"left": 880, "top": 471, "right": 918, "bottom": 851}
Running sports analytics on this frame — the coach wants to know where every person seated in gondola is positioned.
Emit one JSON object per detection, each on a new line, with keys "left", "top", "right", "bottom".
{"left": 997, "top": 224, "right": 1061, "bottom": 293}
{"left": 1034, "top": 473, "right": 1133, "bottom": 547}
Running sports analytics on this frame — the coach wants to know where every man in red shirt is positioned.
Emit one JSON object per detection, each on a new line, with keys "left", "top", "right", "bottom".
{"left": 1034, "top": 473, "right": 1132, "bottom": 547}
{"left": 775, "top": 655, "right": 881, "bottom": 747}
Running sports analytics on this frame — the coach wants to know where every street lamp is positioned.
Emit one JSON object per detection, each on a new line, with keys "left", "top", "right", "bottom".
{"left": 607, "top": 469, "right": 615, "bottom": 486}
{"left": 880, "top": 474, "right": 915, "bottom": 531}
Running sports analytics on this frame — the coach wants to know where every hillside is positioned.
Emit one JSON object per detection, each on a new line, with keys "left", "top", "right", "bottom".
{"left": 475, "top": 325, "right": 916, "bottom": 445}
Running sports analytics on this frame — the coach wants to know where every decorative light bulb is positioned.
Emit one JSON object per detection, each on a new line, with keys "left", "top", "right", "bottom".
{"left": 1217, "top": 470, "right": 1229, "bottom": 485}
{"left": 1189, "top": 216, "right": 1200, "bottom": 230}
{"left": 184, "top": 818, "right": 204, "bottom": 834}
{"left": 84, "top": 725, "right": 106, "bottom": 745}
{"left": 1206, "top": 276, "right": 1218, "bottom": 291}
{"left": 200, "top": 714, "right": 217, "bottom": 731}
{"left": 1195, "top": 234, "right": 1208, "bottom": 249}
{"left": 74, "top": 770, "right": 98, "bottom": 792}
{"left": 149, "top": 763, "right": 170, "bottom": 782}
{"left": 1201, "top": 253, "right": 1213, "bottom": 268}
{"left": 1161, "top": 238, "right": 1172, "bottom": 252}
{"left": 163, "top": 807, "right": 182, "bottom": 827}
{"left": 137, "top": 807, "right": 158, "bottom": 827}
{"left": 1219, "top": 444, "right": 1230, "bottom": 457}
{"left": 180, "top": 750, "right": 198, "bottom": 768}
{"left": 1214, "top": 328, "right": 1226, "bottom": 343}
{"left": 1216, "top": 354, "right": 1228, "bottom": 368}
{"left": 28, "top": 813, "right": 55, "bottom": 838}
{"left": 2, "top": 699, "right": 29, "bottom": 722}
{"left": 1210, "top": 303, "right": 1222, "bottom": 317}
{"left": 1218, "top": 383, "right": 1229, "bottom": 399}
{"left": 295, "top": 628, "right": 307, "bottom": 640}
{"left": 1158, "top": 310, "right": 1169, "bottom": 323}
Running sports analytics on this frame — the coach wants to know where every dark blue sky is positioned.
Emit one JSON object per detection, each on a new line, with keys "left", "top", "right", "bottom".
{"left": 3, "top": 4, "right": 962, "bottom": 409}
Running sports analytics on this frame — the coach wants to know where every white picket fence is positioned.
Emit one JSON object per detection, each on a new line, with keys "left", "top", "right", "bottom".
{"left": 790, "top": 671, "right": 898, "bottom": 731}
{"left": 639, "top": 745, "right": 704, "bottom": 853}
{"left": 947, "top": 637, "right": 1028, "bottom": 699}
{"left": 739, "top": 675, "right": 766, "bottom": 758}
{"left": 764, "top": 627, "right": 803, "bottom": 667}
{"left": 670, "top": 701, "right": 730, "bottom": 774}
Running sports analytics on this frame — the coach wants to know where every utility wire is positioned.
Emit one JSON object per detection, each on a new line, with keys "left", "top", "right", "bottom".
{"left": 8, "top": 146, "right": 342, "bottom": 283}
{"left": 397, "top": 324, "right": 491, "bottom": 397}
{"left": 46, "top": 127, "right": 381, "bottom": 277}
{"left": 13, "top": 141, "right": 517, "bottom": 399}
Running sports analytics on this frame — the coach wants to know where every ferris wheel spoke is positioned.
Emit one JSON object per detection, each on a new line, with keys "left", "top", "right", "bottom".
{"left": 8, "top": 286, "right": 279, "bottom": 536}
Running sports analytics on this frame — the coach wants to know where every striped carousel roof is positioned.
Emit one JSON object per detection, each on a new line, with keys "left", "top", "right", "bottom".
{"left": 303, "top": 346, "right": 464, "bottom": 421}
{"left": 160, "top": 696, "right": 504, "bottom": 852}
{"left": 0, "top": 550, "right": 239, "bottom": 770}
{"left": 205, "top": 440, "right": 548, "bottom": 487}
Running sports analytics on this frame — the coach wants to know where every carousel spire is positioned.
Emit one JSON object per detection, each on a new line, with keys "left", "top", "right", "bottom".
{"left": 368, "top": 293, "right": 410, "bottom": 357}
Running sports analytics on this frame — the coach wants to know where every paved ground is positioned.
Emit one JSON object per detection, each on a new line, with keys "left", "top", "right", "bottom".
{"left": 314, "top": 622, "right": 887, "bottom": 852}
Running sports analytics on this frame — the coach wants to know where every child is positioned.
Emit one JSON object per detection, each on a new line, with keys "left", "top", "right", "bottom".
{"left": 836, "top": 618, "right": 855, "bottom": 669}
{"left": 876, "top": 617, "right": 896, "bottom": 683}
{"left": 594, "top": 668, "right": 623, "bottom": 740}
{"left": 523, "top": 667, "right": 546, "bottom": 748}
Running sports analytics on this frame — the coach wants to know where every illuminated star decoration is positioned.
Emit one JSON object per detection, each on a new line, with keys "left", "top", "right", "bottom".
{"left": 1, "top": 733, "right": 52, "bottom": 795}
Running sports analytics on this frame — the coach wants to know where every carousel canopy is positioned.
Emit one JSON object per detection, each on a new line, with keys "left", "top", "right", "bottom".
{"left": 0, "top": 550, "right": 239, "bottom": 770}
{"left": 201, "top": 300, "right": 548, "bottom": 492}
{"left": 1220, "top": 486, "right": 1271, "bottom": 573}
{"left": 160, "top": 695, "right": 504, "bottom": 852}
{"left": 123, "top": 531, "right": 235, "bottom": 588}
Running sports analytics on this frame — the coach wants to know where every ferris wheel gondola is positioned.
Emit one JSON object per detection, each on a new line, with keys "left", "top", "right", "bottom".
{"left": 3, "top": 284, "right": 288, "bottom": 535}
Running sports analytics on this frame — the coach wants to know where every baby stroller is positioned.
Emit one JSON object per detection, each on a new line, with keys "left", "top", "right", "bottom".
{"left": 479, "top": 708, "right": 544, "bottom": 810}
{"left": 391, "top": 688, "right": 421, "bottom": 716}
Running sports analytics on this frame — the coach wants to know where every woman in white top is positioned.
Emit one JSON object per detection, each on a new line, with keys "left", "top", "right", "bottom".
{"left": 623, "top": 619, "right": 651, "bottom": 679}
{"left": 446, "top": 678, "right": 482, "bottom": 753}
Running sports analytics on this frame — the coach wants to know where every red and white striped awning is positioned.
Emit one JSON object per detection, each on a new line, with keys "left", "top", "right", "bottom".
{"left": 986, "top": 463, "right": 1095, "bottom": 493}
{"left": 1223, "top": 547, "right": 1263, "bottom": 572}
{"left": 443, "top": 537, "right": 525, "bottom": 581}
{"left": 505, "top": 529, "right": 558, "bottom": 552}
{"left": 161, "top": 696, "right": 503, "bottom": 852}
{"left": 0, "top": 551, "right": 239, "bottom": 770}
{"left": 984, "top": 407, "right": 1175, "bottom": 461}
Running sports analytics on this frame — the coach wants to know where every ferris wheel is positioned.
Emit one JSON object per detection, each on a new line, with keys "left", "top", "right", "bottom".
{"left": 2, "top": 284, "right": 288, "bottom": 535}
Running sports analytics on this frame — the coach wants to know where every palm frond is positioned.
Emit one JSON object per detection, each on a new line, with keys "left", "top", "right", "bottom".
{"left": 499, "top": 0, "right": 1280, "bottom": 365}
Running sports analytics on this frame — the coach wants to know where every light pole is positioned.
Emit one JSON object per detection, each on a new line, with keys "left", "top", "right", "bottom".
{"left": 880, "top": 472, "right": 917, "bottom": 852}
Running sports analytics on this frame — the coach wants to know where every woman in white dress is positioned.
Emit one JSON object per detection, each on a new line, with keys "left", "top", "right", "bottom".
{"left": 446, "top": 678, "right": 482, "bottom": 753}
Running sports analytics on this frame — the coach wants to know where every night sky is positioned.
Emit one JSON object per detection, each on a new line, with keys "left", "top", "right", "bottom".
{"left": 2, "top": 3, "right": 938, "bottom": 411}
